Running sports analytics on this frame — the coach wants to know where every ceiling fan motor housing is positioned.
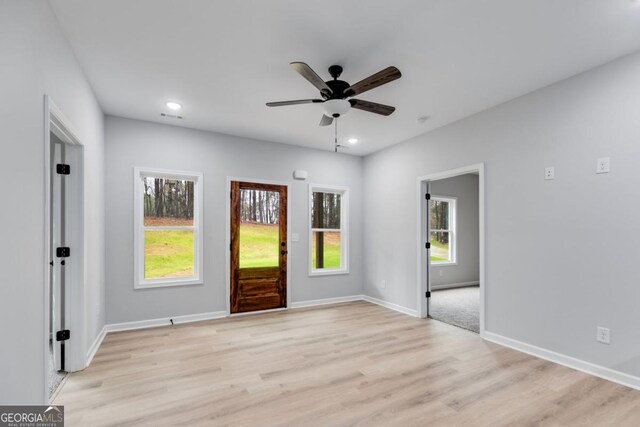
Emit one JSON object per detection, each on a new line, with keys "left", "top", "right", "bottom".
{"left": 323, "top": 79, "right": 350, "bottom": 99}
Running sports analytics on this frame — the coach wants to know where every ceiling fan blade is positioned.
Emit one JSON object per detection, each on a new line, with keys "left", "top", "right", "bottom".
{"left": 319, "top": 114, "right": 334, "bottom": 126}
{"left": 290, "top": 62, "right": 333, "bottom": 96}
{"left": 344, "top": 66, "right": 401, "bottom": 97}
{"left": 349, "top": 99, "right": 396, "bottom": 116}
{"left": 266, "top": 99, "right": 324, "bottom": 107}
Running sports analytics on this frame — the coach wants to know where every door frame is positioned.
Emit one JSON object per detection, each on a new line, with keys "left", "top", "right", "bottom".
{"left": 416, "top": 163, "right": 485, "bottom": 337}
{"left": 225, "top": 177, "right": 291, "bottom": 316}
{"left": 43, "top": 95, "right": 86, "bottom": 402}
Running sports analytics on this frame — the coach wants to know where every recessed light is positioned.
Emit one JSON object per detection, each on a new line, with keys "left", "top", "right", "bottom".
{"left": 165, "top": 101, "right": 182, "bottom": 111}
{"left": 348, "top": 138, "right": 359, "bottom": 144}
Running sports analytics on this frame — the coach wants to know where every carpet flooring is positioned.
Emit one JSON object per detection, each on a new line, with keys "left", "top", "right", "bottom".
{"left": 430, "top": 285, "right": 480, "bottom": 333}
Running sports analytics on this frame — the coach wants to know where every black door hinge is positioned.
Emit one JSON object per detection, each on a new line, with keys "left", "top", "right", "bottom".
{"left": 425, "top": 291, "right": 431, "bottom": 298}
{"left": 56, "top": 164, "right": 70, "bottom": 175}
{"left": 425, "top": 193, "right": 431, "bottom": 200}
{"left": 56, "top": 329, "right": 70, "bottom": 341}
{"left": 56, "top": 247, "right": 70, "bottom": 257}
{"left": 425, "top": 242, "right": 431, "bottom": 249}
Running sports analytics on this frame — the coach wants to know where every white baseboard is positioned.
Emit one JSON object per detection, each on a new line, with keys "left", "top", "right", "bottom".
{"left": 361, "top": 295, "right": 418, "bottom": 317}
{"left": 229, "top": 307, "right": 288, "bottom": 317}
{"left": 484, "top": 331, "right": 640, "bottom": 391}
{"left": 104, "top": 311, "right": 227, "bottom": 333}
{"left": 291, "top": 295, "right": 363, "bottom": 309}
{"left": 85, "top": 326, "right": 107, "bottom": 367}
{"left": 291, "top": 295, "right": 418, "bottom": 318}
{"left": 432, "top": 281, "right": 479, "bottom": 290}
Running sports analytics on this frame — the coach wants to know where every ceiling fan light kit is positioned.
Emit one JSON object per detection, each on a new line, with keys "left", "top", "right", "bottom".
{"left": 323, "top": 99, "right": 351, "bottom": 118}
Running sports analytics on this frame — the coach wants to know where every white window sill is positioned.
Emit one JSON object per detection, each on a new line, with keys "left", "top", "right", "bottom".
{"left": 135, "top": 278, "right": 203, "bottom": 289}
{"left": 309, "top": 269, "right": 349, "bottom": 277}
{"left": 431, "top": 262, "right": 458, "bottom": 267}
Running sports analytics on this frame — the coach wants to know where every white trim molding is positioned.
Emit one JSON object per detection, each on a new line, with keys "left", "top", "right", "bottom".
{"left": 361, "top": 295, "right": 419, "bottom": 317}
{"left": 105, "top": 311, "right": 227, "bottom": 333}
{"left": 484, "top": 331, "right": 640, "bottom": 391}
{"left": 292, "top": 295, "right": 419, "bottom": 318}
{"left": 43, "top": 95, "right": 87, "bottom": 403}
{"left": 85, "top": 326, "right": 107, "bottom": 367}
{"left": 417, "top": 163, "right": 486, "bottom": 337}
{"left": 133, "top": 167, "right": 204, "bottom": 289}
{"left": 308, "top": 184, "right": 350, "bottom": 276}
{"left": 291, "top": 295, "right": 362, "bottom": 309}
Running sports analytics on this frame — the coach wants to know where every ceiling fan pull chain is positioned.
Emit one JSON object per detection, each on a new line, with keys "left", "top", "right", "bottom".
{"left": 335, "top": 119, "right": 338, "bottom": 152}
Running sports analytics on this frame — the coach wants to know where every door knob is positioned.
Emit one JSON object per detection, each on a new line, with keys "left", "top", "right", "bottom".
{"left": 281, "top": 250, "right": 288, "bottom": 255}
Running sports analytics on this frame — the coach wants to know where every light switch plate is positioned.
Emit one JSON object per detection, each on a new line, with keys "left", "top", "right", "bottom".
{"left": 596, "top": 157, "right": 610, "bottom": 174}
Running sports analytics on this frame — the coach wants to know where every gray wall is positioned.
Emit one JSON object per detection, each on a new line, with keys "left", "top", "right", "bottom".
{"left": 0, "top": 1, "right": 105, "bottom": 404}
{"left": 363, "top": 50, "right": 640, "bottom": 378}
{"left": 105, "top": 116, "right": 363, "bottom": 323}
{"left": 430, "top": 174, "right": 479, "bottom": 288}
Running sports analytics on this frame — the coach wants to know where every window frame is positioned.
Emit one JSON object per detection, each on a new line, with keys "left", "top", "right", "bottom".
{"left": 133, "top": 167, "right": 204, "bottom": 289}
{"left": 429, "top": 195, "right": 457, "bottom": 266}
{"left": 308, "top": 184, "right": 349, "bottom": 276}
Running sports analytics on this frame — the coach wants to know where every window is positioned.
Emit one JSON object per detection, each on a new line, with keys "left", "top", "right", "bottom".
{"left": 134, "top": 167, "right": 203, "bottom": 288}
{"left": 309, "top": 185, "right": 349, "bottom": 275}
{"left": 430, "top": 196, "right": 456, "bottom": 264}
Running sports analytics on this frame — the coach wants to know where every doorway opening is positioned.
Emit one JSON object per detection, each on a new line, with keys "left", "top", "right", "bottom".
{"left": 45, "top": 96, "right": 85, "bottom": 401}
{"left": 228, "top": 180, "right": 289, "bottom": 314}
{"left": 49, "top": 132, "right": 69, "bottom": 396}
{"left": 418, "top": 164, "right": 485, "bottom": 336}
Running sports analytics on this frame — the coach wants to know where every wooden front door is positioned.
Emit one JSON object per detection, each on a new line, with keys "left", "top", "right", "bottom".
{"left": 230, "top": 181, "right": 287, "bottom": 313}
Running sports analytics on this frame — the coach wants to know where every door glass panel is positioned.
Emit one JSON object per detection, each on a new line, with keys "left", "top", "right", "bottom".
{"left": 430, "top": 231, "right": 451, "bottom": 262}
{"left": 239, "top": 189, "right": 280, "bottom": 268}
{"left": 145, "top": 229, "right": 194, "bottom": 278}
{"left": 312, "top": 231, "right": 341, "bottom": 269}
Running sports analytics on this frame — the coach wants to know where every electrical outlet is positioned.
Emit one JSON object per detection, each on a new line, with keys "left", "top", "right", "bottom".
{"left": 381, "top": 280, "right": 386, "bottom": 289}
{"left": 439, "top": 270, "right": 444, "bottom": 277}
{"left": 597, "top": 327, "right": 611, "bottom": 344}
{"left": 545, "top": 166, "right": 555, "bottom": 180}
{"left": 291, "top": 233, "right": 300, "bottom": 242}
{"left": 596, "top": 157, "right": 610, "bottom": 174}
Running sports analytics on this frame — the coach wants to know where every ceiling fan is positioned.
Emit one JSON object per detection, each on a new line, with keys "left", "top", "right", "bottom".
{"left": 266, "top": 62, "right": 401, "bottom": 126}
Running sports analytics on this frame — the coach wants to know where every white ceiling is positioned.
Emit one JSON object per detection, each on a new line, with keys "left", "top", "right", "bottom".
{"left": 50, "top": 0, "right": 640, "bottom": 155}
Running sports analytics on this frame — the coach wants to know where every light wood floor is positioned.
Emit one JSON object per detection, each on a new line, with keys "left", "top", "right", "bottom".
{"left": 55, "top": 302, "right": 640, "bottom": 426}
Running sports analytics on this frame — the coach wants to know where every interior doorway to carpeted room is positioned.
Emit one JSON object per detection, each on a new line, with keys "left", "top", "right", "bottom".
{"left": 427, "top": 172, "right": 481, "bottom": 334}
